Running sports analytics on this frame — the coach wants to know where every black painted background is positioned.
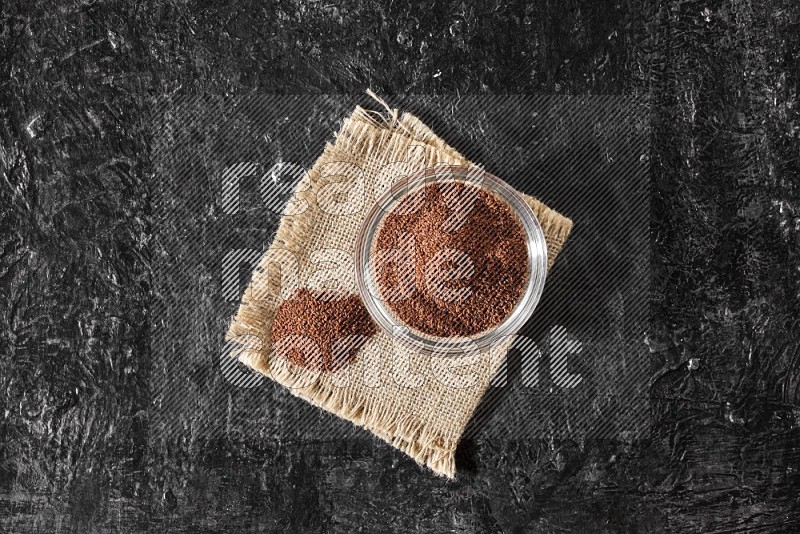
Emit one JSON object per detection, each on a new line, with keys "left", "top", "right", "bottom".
{"left": 2, "top": 0, "right": 800, "bottom": 532}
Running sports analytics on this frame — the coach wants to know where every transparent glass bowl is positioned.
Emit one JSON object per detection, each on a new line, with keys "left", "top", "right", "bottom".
{"left": 354, "top": 165, "right": 548, "bottom": 355}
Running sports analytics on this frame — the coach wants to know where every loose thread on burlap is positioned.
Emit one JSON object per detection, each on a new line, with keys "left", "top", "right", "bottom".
{"left": 364, "top": 88, "right": 415, "bottom": 138}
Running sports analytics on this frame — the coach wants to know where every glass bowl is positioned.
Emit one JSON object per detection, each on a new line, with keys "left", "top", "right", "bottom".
{"left": 354, "top": 165, "right": 548, "bottom": 355}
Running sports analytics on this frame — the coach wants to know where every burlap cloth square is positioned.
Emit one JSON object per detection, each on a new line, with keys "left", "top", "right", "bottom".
{"left": 225, "top": 98, "right": 573, "bottom": 478}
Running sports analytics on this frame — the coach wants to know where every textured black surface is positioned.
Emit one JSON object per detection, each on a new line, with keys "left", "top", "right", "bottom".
{"left": 2, "top": 0, "right": 800, "bottom": 532}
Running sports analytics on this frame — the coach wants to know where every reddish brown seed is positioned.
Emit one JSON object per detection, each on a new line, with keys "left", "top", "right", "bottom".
{"left": 271, "top": 288, "right": 378, "bottom": 372}
{"left": 374, "top": 181, "right": 528, "bottom": 338}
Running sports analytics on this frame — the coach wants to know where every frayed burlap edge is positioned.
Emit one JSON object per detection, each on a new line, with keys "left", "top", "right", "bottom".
{"left": 225, "top": 98, "right": 573, "bottom": 478}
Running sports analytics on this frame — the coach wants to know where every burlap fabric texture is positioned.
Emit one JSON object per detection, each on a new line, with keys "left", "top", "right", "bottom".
{"left": 225, "top": 101, "right": 573, "bottom": 478}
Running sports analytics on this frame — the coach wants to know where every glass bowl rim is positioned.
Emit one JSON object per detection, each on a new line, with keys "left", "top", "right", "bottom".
{"left": 354, "top": 164, "right": 548, "bottom": 356}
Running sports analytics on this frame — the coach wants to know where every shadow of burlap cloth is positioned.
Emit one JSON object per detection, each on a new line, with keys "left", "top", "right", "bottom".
{"left": 226, "top": 96, "right": 573, "bottom": 478}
